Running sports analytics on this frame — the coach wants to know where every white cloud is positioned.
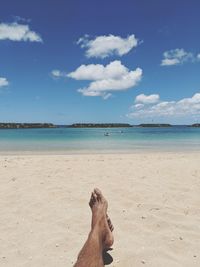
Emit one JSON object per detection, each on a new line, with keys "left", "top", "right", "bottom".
{"left": 161, "top": 48, "right": 194, "bottom": 66}
{"left": 68, "top": 60, "right": 129, "bottom": 80}
{"left": 135, "top": 93, "right": 160, "bottom": 104}
{"left": 134, "top": 103, "right": 144, "bottom": 109}
{"left": 51, "top": 70, "right": 64, "bottom": 78}
{"left": 67, "top": 60, "right": 142, "bottom": 98}
{"left": 127, "top": 93, "right": 200, "bottom": 118}
{"left": 77, "top": 34, "right": 138, "bottom": 58}
{"left": 0, "top": 77, "right": 9, "bottom": 87}
{"left": 161, "top": 58, "right": 180, "bottom": 66}
{"left": 0, "top": 22, "right": 42, "bottom": 42}
{"left": 197, "top": 54, "right": 200, "bottom": 60}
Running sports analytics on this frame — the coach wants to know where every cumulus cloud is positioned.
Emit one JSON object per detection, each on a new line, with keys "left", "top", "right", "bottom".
{"left": 0, "top": 77, "right": 9, "bottom": 87}
{"left": 0, "top": 22, "right": 42, "bottom": 42}
{"left": 161, "top": 48, "right": 194, "bottom": 66}
{"left": 77, "top": 34, "right": 138, "bottom": 58}
{"left": 68, "top": 60, "right": 129, "bottom": 80}
{"left": 67, "top": 60, "right": 142, "bottom": 98}
{"left": 135, "top": 93, "right": 160, "bottom": 104}
{"left": 127, "top": 93, "right": 200, "bottom": 118}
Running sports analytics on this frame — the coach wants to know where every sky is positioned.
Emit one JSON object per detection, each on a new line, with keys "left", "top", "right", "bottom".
{"left": 0, "top": 0, "right": 200, "bottom": 124}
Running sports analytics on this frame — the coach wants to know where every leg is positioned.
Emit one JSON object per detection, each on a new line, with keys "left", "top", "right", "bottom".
{"left": 74, "top": 188, "right": 114, "bottom": 267}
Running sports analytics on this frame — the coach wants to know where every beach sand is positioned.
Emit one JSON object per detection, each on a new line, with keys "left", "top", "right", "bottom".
{"left": 0, "top": 152, "right": 200, "bottom": 267}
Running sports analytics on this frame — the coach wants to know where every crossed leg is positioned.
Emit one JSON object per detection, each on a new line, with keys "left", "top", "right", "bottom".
{"left": 74, "top": 188, "right": 114, "bottom": 267}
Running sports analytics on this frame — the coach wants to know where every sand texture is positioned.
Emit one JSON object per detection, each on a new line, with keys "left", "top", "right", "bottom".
{"left": 0, "top": 152, "right": 200, "bottom": 267}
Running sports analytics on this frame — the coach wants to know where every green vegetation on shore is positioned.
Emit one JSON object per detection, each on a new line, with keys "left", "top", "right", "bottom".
{"left": 189, "top": 123, "right": 200, "bottom": 127}
{"left": 69, "top": 123, "right": 132, "bottom": 128}
{"left": 137, "top": 124, "right": 172, "bottom": 127}
{"left": 1, "top": 122, "right": 200, "bottom": 129}
{"left": 0, "top": 123, "right": 55, "bottom": 129}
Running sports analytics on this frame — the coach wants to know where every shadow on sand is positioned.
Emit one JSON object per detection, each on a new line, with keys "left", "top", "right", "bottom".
{"left": 103, "top": 248, "right": 113, "bottom": 265}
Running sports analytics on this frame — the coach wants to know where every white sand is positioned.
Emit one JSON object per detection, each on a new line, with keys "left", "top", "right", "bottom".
{"left": 0, "top": 152, "right": 200, "bottom": 267}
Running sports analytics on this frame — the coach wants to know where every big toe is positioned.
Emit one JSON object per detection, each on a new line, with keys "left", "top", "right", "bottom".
{"left": 94, "top": 188, "right": 104, "bottom": 201}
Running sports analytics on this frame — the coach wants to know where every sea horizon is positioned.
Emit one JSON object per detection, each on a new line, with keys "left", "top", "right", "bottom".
{"left": 0, "top": 122, "right": 200, "bottom": 127}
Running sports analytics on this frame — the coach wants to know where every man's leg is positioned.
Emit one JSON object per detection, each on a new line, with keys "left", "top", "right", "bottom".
{"left": 74, "top": 188, "right": 114, "bottom": 267}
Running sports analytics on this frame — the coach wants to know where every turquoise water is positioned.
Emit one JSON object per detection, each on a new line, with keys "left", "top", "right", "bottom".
{"left": 0, "top": 126, "right": 200, "bottom": 152}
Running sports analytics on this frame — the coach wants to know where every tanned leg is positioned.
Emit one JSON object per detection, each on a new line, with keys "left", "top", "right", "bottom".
{"left": 74, "top": 188, "right": 114, "bottom": 267}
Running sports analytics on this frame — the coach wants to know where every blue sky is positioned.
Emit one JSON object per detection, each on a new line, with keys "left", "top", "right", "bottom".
{"left": 0, "top": 0, "right": 200, "bottom": 124}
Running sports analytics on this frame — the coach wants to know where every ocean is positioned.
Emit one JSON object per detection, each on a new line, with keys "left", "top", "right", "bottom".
{"left": 0, "top": 126, "right": 200, "bottom": 153}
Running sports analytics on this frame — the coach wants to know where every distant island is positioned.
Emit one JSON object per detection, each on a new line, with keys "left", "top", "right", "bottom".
{"left": 137, "top": 124, "right": 172, "bottom": 127}
{"left": 69, "top": 123, "right": 132, "bottom": 128}
{"left": 0, "top": 123, "right": 56, "bottom": 129}
{"left": 1, "top": 122, "right": 200, "bottom": 129}
{"left": 190, "top": 123, "right": 200, "bottom": 127}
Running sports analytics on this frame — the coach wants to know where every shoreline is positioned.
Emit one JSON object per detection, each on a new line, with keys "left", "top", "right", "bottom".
{"left": 0, "top": 147, "right": 200, "bottom": 155}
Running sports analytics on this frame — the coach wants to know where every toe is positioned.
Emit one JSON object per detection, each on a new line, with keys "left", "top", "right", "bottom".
{"left": 89, "top": 192, "right": 97, "bottom": 207}
{"left": 93, "top": 192, "right": 98, "bottom": 202}
{"left": 89, "top": 192, "right": 93, "bottom": 207}
{"left": 94, "top": 188, "right": 103, "bottom": 201}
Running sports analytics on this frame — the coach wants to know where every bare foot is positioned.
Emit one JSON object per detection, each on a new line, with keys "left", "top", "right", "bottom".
{"left": 106, "top": 215, "right": 114, "bottom": 232}
{"left": 89, "top": 188, "right": 114, "bottom": 249}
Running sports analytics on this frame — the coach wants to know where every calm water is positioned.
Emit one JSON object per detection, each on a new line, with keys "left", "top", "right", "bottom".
{"left": 0, "top": 126, "right": 200, "bottom": 152}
